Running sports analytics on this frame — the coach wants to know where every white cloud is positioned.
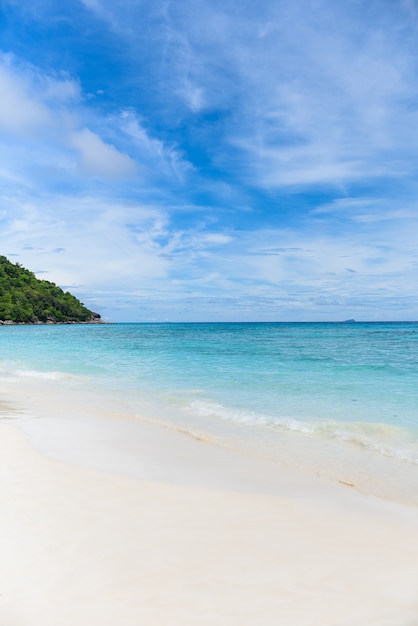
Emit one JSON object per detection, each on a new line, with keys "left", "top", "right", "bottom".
{"left": 0, "top": 193, "right": 171, "bottom": 297}
{"left": 0, "top": 55, "right": 192, "bottom": 187}
{"left": 117, "top": 110, "right": 192, "bottom": 180}
{"left": 312, "top": 198, "right": 379, "bottom": 215}
{"left": 70, "top": 129, "right": 137, "bottom": 178}
{"left": 66, "top": 0, "right": 418, "bottom": 190}
{"left": 0, "top": 56, "right": 136, "bottom": 183}
{"left": 80, "top": 0, "right": 110, "bottom": 19}
{"left": 0, "top": 60, "right": 49, "bottom": 135}
{"left": 2, "top": 182, "right": 418, "bottom": 321}
{"left": 180, "top": 79, "right": 205, "bottom": 113}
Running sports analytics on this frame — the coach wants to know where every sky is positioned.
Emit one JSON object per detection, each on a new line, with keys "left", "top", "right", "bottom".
{"left": 1, "top": 0, "right": 418, "bottom": 321}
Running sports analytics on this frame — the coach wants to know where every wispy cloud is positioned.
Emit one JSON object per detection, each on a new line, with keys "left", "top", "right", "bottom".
{"left": 0, "top": 54, "right": 189, "bottom": 188}
{"left": 74, "top": 0, "right": 418, "bottom": 188}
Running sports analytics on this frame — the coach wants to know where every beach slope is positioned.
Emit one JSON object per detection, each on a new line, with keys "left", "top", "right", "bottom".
{"left": 1, "top": 419, "right": 418, "bottom": 626}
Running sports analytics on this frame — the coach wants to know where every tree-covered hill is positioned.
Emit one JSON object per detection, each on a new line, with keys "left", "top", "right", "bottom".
{"left": 0, "top": 256, "right": 101, "bottom": 324}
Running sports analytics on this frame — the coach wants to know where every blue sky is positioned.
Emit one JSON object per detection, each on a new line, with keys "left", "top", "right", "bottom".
{"left": 1, "top": 0, "right": 418, "bottom": 321}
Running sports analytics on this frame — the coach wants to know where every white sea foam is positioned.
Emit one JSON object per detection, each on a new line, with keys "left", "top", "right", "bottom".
{"left": 327, "top": 425, "right": 418, "bottom": 464}
{"left": 15, "top": 369, "right": 72, "bottom": 381}
{"left": 188, "top": 398, "right": 331, "bottom": 434}
{"left": 186, "top": 399, "right": 418, "bottom": 465}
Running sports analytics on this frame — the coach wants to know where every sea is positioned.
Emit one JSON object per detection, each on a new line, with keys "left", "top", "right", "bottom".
{"left": 1, "top": 321, "right": 418, "bottom": 503}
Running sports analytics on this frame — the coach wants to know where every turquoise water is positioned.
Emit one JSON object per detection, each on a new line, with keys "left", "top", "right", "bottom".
{"left": 1, "top": 322, "right": 418, "bottom": 494}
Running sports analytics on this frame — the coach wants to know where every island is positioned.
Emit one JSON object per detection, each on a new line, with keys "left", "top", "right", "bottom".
{"left": 0, "top": 256, "right": 101, "bottom": 324}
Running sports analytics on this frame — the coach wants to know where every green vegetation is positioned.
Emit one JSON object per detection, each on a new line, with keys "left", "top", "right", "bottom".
{"left": 0, "top": 256, "right": 101, "bottom": 324}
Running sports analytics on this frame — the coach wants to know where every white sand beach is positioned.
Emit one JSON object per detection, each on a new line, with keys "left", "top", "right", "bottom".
{"left": 1, "top": 381, "right": 418, "bottom": 626}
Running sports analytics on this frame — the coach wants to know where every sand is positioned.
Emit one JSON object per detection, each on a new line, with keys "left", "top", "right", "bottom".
{"left": 1, "top": 384, "right": 418, "bottom": 625}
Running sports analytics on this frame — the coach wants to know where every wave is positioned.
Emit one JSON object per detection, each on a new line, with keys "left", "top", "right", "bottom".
{"left": 186, "top": 399, "right": 418, "bottom": 465}
{"left": 14, "top": 368, "right": 74, "bottom": 381}
{"left": 327, "top": 425, "right": 418, "bottom": 465}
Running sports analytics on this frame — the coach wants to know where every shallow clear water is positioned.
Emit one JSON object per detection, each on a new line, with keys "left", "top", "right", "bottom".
{"left": 1, "top": 322, "right": 418, "bottom": 499}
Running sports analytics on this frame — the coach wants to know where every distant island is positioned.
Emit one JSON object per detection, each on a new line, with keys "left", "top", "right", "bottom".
{"left": 0, "top": 256, "right": 101, "bottom": 324}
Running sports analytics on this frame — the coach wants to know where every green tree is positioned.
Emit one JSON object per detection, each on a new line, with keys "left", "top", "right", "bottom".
{"left": 0, "top": 256, "right": 101, "bottom": 324}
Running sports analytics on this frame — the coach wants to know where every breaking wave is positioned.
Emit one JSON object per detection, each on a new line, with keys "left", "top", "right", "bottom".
{"left": 186, "top": 399, "right": 418, "bottom": 465}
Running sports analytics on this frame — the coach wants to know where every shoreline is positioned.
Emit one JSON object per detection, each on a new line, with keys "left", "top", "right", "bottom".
{"left": 1, "top": 384, "right": 418, "bottom": 624}
{"left": 3, "top": 370, "right": 418, "bottom": 507}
